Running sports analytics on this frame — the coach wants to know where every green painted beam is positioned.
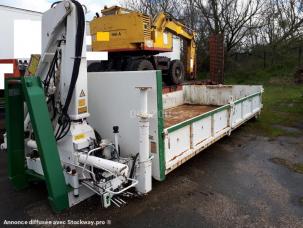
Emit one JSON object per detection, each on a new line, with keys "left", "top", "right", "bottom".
{"left": 5, "top": 79, "right": 28, "bottom": 190}
{"left": 26, "top": 169, "right": 45, "bottom": 181}
{"left": 21, "top": 76, "right": 69, "bottom": 212}
{"left": 156, "top": 71, "right": 166, "bottom": 181}
{"left": 233, "top": 92, "right": 261, "bottom": 104}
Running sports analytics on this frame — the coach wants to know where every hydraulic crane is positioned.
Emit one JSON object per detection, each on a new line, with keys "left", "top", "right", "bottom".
{"left": 4, "top": 0, "right": 152, "bottom": 212}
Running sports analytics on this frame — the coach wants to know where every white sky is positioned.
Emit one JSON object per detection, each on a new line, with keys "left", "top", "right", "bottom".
{"left": 0, "top": 0, "right": 120, "bottom": 19}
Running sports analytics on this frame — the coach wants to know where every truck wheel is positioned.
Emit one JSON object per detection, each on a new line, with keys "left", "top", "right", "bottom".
{"left": 169, "top": 60, "right": 185, "bottom": 85}
{"left": 128, "top": 59, "right": 154, "bottom": 71}
{"left": 87, "top": 62, "right": 104, "bottom": 72}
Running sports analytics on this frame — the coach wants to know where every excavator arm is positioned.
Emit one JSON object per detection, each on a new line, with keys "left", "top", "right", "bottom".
{"left": 152, "top": 12, "right": 196, "bottom": 78}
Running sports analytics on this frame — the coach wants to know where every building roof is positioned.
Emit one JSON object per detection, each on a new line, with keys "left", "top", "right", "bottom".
{"left": 0, "top": 4, "right": 43, "bottom": 14}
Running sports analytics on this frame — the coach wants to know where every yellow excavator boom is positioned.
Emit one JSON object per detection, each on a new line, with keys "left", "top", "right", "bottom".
{"left": 152, "top": 12, "right": 196, "bottom": 77}
{"left": 89, "top": 6, "right": 197, "bottom": 84}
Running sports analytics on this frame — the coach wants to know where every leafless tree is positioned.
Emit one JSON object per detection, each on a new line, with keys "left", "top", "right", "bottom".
{"left": 192, "top": 0, "right": 263, "bottom": 53}
{"left": 259, "top": 0, "right": 303, "bottom": 46}
{"left": 122, "top": 0, "right": 183, "bottom": 18}
{"left": 121, "top": 0, "right": 303, "bottom": 61}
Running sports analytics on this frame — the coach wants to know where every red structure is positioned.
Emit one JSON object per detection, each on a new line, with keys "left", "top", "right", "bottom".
{"left": 0, "top": 59, "right": 22, "bottom": 78}
{"left": 209, "top": 34, "right": 224, "bottom": 84}
{"left": 162, "top": 85, "right": 183, "bottom": 94}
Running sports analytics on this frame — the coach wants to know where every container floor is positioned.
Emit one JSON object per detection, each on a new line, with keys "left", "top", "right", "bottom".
{"left": 164, "top": 104, "right": 219, "bottom": 128}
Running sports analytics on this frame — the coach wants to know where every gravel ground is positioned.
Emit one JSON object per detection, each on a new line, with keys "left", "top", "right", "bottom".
{"left": 1, "top": 115, "right": 303, "bottom": 227}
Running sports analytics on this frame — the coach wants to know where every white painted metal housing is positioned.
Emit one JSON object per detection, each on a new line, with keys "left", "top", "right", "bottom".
{"left": 87, "top": 71, "right": 263, "bottom": 182}
{"left": 0, "top": 5, "right": 42, "bottom": 59}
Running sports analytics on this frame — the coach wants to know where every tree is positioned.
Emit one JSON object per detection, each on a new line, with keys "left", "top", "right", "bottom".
{"left": 259, "top": 0, "right": 303, "bottom": 46}
{"left": 192, "top": 0, "right": 262, "bottom": 53}
{"left": 122, "top": 0, "right": 182, "bottom": 18}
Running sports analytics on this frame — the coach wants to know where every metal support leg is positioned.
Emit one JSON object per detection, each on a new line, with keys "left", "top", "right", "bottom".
{"left": 135, "top": 86, "right": 153, "bottom": 194}
{"left": 21, "top": 77, "right": 69, "bottom": 212}
{"left": 5, "top": 79, "right": 27, "bottom": 189}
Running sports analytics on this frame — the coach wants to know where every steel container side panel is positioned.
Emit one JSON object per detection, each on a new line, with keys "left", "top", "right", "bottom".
{"left": 183, "top": 85, "right": 263, "bottom": 106}
{"left": 192, "top": 116, "right": 212, "bottom": 146}
{"left": 243, "top": 99, "right": 252, "bottom": 119}
{"left": 162, "top": 86, "right": 263, "bottom": 175}
{"left": 232, "top": 103, "right": 242, "bottom": 126}
{"left": 162, "top": 90, "right": 184, "bottom": 109}
{"left": 231, "top": 85, "right": 263, "bottom": 100}
{"left": 184, "top": 85, "right": 232, "bottom": 105}
{"left": 252, "top": 95, "right": 261, "bottom": 113}
{"left": 165, "top": 126, "right": 191, "bottom": 167}
{"left": 213, "top": 109, "right": 228, "bottom": 133}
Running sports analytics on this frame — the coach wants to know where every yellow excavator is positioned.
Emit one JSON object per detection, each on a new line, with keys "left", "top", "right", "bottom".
{"left": 89, "top": 6, "right": 196, "bottom": 85}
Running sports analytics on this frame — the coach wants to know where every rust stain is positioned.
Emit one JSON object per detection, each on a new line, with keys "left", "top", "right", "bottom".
{"left": 164, "top": 104, "right": 219, "bottom": 128}
{"left": 169, "top": 149, "right": 189, "bottom": 162}
{"left": 150, "top": 142, "right": 157, "bottom": 154}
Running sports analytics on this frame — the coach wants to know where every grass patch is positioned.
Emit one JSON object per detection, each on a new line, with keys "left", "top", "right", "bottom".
{"left": 225, "top": 67, "right": 303, "bottom": 137}
{"left": 270, "top": 157, "right": 303, "bottom": 174}
{"left": 225, "top": 66, "right": 293, "bottom": 85}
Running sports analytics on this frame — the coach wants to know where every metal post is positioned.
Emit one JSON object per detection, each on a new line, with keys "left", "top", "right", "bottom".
{"left": 135, "top": 87, "right": 153, "bottom": 194}
{"left": 21, "top": 77, "right": 69, "bottom": 212}
{"left": 5, "top": 79, "right": 28, "bottom": 189}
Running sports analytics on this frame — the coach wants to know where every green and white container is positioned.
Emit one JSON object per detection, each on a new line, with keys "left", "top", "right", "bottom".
{"left": 88, "top": 71, "right": 263, "bottom": 181}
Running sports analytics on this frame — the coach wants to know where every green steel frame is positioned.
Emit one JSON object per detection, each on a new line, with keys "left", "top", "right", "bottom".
{"left": 5, "top": 77, "right": 69, "bottom": 212}
{"left": 156, "top": 71, "right": 165, "bottom": 181}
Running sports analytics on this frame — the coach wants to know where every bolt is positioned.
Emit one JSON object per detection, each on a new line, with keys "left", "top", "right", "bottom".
{"left": 64, "top": 1, "right": 70, "bottom": 10}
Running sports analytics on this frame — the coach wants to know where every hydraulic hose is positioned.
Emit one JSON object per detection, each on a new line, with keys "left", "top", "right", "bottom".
{"left": 129, "top": 153, "right": 139, "bottom": 179}
{"left": 56, "top": 0, "right": 85, "bottom": 140}
{"left": 62, "top": 0, "right": 85, "bottom": 116}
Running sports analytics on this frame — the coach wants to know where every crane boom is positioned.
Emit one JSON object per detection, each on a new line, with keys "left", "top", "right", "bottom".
{"left": 152, "top": 12, "right": 196, "bottom": 78}
{"left": 5, "top": 0, "right": 142, "bottom": 211}
{"left": 36, "top": 0, "right": 88, "bottom": 120}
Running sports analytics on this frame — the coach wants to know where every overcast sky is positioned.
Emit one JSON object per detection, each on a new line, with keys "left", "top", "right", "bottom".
{"left": 0, "top": 0, "right": 120, "bottom": 19}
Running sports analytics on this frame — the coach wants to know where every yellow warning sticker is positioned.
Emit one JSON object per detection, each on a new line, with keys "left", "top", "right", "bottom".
{"left": 96, "top": 32, "right": 110, "bottom": 41}
{"left": 78, "top": 106, "right": 88, "bottom": 114}
{"left": 78, "top": 99, "right": 86, "bottom": 107}
{"left": 74, "top": 133, "right": 86, "bottom": 141}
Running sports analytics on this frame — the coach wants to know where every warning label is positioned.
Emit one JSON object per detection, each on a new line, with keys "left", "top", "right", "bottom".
{"left": 78, "top": 106, "right": 87, "bottom": 114}
{"left": 80, "top": 89, "right": 85, "bottom": 97}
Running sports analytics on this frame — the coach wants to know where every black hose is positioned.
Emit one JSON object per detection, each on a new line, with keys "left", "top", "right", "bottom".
{"left": 129, "top": 153, "right": 139, "bottom": 179}
{"left": 94, "top": 130, "right": 102, "bottom": 145}
{"left": 51, "top": 1, "right": 62, "bottom": 8}
{"left": 43, "top": 49, "right": 58, "bottom": 94}
{"left": 61, "top": 0, "right": 85, "bottom": 116}
{"left": 56, "top": 0, "right": 85, "bottom": 141}
{"left": 56, "top": 114, "right": 71, "bottom": 140}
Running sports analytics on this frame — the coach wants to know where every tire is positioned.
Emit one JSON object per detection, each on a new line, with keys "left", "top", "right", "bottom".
{"left": 168, "top": 60, "right": 185, "bottom": 85}
{"left": 87, "top": 62, "right": 104, "bottom": 72}
{"left": 127, "top": 59, "right": 154, "bottom": 71}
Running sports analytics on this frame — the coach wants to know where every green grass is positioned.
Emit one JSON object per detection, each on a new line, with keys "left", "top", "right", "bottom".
{"left": 225, "top": 66, "right": 294, "bottom": 85}
{"left": 270, "top": 157, "right": 303, "bottom": 174}
{"left": 225, "top": 67, "right": 303, "bottom": 137}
